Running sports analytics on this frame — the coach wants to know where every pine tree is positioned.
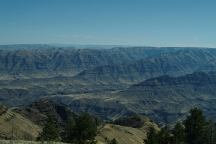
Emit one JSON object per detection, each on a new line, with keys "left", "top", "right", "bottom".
{"left": 158, "top": 126, "right": 171, "bottom": 144}
{"left": 205, "top": 120, "right": 216, "bottom": 144}
{"left": 74, "top": 113, "right": 97, "bottom": 144}
{"left": 144, "top": 127, "right": 158, "bottom": 144}
{"left": 37, "top": 116, "right": 60, "bottom": 142}
{"left": 184, "top": 108, "right": 207, "bottom": 144}
{"left": 65, "top": 116, "right": 76, "bottom": 142}
{"left": 172, "top": 122, "right": 185, "bottom": 144}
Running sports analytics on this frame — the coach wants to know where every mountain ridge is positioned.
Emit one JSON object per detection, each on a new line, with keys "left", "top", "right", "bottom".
{"left": 117, "top": 71, "right": 216, "bottom": 123}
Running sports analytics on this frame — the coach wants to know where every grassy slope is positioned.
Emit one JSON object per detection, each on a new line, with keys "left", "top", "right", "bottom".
{"left": 0, "top": 108, "right": 158, "bottom": 144}
{"left": 0, "top": 108, "right": 41, "bottom": 140}
{"left": 96, "top": 124, "right": 146, "bottom": 144}
{"left": 96, "top": 119, "right": 159, "bottom": 144}
{"left": 0, "top": 140, "right": 67, "bottom": 144}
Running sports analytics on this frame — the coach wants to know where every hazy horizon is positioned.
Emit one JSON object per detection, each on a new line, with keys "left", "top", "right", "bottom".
{"left": 1, "top": 43, "right": 216, "bottom": 49}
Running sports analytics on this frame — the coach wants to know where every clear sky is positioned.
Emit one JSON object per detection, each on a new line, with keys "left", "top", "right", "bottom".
{"left": 0, "top": 0, "right": 216, "bottom": 47}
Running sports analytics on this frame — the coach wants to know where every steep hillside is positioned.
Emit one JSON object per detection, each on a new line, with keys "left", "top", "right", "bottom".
{"left": 53, "top": 95, "right": 134, "bottom": 121}
{"left": 117, "top": 72, "right": 216, "bottom": 123}
{"left": 0, "top": 76, "right": 124, "bottom": 107}
{"left": 76, "top": 48, "right": 216, "bottom": 84}
{"left": 0, "top": 101, "right": 160, "bottom": 144}
{"left": 0, "top": 106, "right": 41, "bottom": 140}
{"left": 96, "top": 116, "right": 159, "bottom": 144}
{"left": 0, "top": 45, "right": 177, "bottom": 80}
{"left": 96, "top": 124, "right": 146, "bottom": 144}
{"left": 198, "top": 59, "right": 216, "bottom": 72}
{"left": 0, "top": 100, "right": 84, "bottom": 141}
{"left": 0, "top": 99, "right": 73, "bottom": 140}
{"left": 16, "top": 99, "right": 76, "bottom": 133}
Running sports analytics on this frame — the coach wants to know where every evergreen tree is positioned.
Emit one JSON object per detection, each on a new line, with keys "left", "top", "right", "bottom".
{"left": 172, "top": 122, "right": 185, "bottom": 144}
{"left": 74, "top": 113, "right": 97, "bottom": 144}
{"left": 144, "top": 108, "right": 216, "bottom": 144}
{"left": 184, "top": 108, "right": 207, "bottom": 144}
{"left": 144, "top": 127, "right": 158, "bottom": 144}
{"left": 212, "top": 122, "right": 216, "bottom": 144}
{"left": 205, "top": 120, "right": 216, "bottom": 144}
{"left": 65, "top": 116, "right": 76, "bottom": 142}
{"left": 157, "top": 126, "right": 171, "bottom": 144}
{"left": 37, "top": 116, "right": 60, "bottom": 142}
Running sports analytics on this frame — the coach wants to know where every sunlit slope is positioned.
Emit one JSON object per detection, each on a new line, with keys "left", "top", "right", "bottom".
{"left": 0, "top": 107, "right": 41, "bottom": 140}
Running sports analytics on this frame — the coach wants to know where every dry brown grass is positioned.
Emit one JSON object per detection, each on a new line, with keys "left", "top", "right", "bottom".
{"left": 96, "top": 116, "right": 159, "bottom": 144}
{"left": 0, "top": 109, "right": 42, "bottom": 140}
{"left": 0, "top": 140, "right": 67, "bottom": 144}
{"left": 96, "top": 124, "right": 147, "bottom": 144}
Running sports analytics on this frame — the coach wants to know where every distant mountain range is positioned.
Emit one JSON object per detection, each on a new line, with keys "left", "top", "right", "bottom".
{"left": 76, "top": 48, "right": 216, "bottom": 84}
{"left": 0, "top": 44, "right": 216, "bottom": 124}
{"left": 0, "top": 45, "right": 181, "bottom": 80}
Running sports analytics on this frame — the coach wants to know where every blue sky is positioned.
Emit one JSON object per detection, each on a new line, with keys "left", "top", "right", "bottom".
{"left": 0, "top": 0, "right": 216, "bottom": 47}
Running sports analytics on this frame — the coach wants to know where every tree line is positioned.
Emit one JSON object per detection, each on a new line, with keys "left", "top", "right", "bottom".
{"left": 144, "top": 108, "right": 216, "bottom": 144}
{"left": 37, "top": 113, "right": 98, "bottom": 144}
{"left": 37, "top": 107, "right": 216, "bottom": 144}
{"left": 37, "top": 112, "right": 118, "bottom": 144}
